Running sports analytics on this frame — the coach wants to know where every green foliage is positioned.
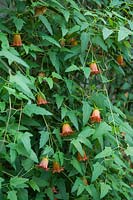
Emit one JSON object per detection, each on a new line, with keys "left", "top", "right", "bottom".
{"left": 0, "top": 0, "right": 132, "bottom": 199}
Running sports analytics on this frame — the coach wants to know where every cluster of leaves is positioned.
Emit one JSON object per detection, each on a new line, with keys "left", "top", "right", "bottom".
{"left": 0, "top": 0, "right": 133, "bottom": 199}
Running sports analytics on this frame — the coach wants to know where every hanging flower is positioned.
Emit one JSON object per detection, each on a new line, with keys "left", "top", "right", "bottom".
{"left": 90, "top": 109, "right": 101, "bottom": 123}
{"left": 89, "top": 62, "right": 100, "bottom": 75}
{"left": 77, "top": 150, "right": 88, "bottom": 161}
{"left": 69, "top": 38, "right": 78, "bottom": 46}
{"left": 60, "top": 123, "right": 74, "bottom": 137}
{"left": 37, "top": 95, "right": 48, "bottom": 105}
{"left": 34, "top": 6, "right": 47, "bottom": 17}
{"left": 37, "top": 157, "right": 49, "bottom": 171}
{"left": 52, "top": 161, "right": 64, "bottom": 173}
{"left": 38, "top": 72, "right": 45, "bottom": 78}
{"left": 12, "top": 34, "right": 22, "bottom": 46}
{"left": 117, "top": 55, "right": 124, "bottom": 66}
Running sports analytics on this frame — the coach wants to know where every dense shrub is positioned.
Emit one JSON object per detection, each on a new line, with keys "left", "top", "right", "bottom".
{"left": 0, "top": 0, "right": 133, "bottom": 199}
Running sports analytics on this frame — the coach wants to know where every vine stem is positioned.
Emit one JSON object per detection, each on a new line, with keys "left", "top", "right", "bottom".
{"left": 103, "top": 85, "right": 120, "bottom": 150}
{"left": 0, "top": 95, "right": 12, "bottom": 152}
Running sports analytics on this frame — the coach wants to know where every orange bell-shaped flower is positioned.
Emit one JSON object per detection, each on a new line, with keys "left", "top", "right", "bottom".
{"left": 90, "top": 109, "right": 101, "bottom": 123}
{"left": 89, "top": 62, "right": 100, "bottom": 75}
{"left": 37, "top": 95, "right": 48, "bottom": 105}
{"left": 38, "top": 72, "right": 45, "bottom": 78}
{"left": 77, "top": 150, "right": 88, "bottom": 161}
{"left": 60, "top": 123, "right": 74, "bottom": 136}
{"left": 34, "top": 6, "right": 47, "bottom": 17}
{"left": 52, "top": 161, "right": 64, "bottom": 173}
{"left": 37, "top": 157, "right": 49, "bottom": 171}
{"left": 117, "top": 55, "right": 124, "bottom": 66}
{"left": 13, "top": 34, "right": 22, "bottom": 46}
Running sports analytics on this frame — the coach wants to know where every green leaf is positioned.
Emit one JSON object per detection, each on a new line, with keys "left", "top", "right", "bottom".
{"left": 118, "top": 26, "right": 132, "bottom": 42}
{"left": 71, "top": 139, "right": 84, "bottom": 156}
{"left": 82, "top": 101, "right": 92, "bottom": 126}
{"left": 95, "top": 147, "right": 113, "bottom": 159}
{"left": 0, "top": 102, "right": 5, "bottom": 112}
{"left": 67, "top": 110, "right": 79, "bottom": 130}
{"left": 71, "top": 158, "right": 83, "bottom": 175}
{"left": 91, "top": 162, "right": 105, "bottom": 182}
{"left": 125, "top": 147, "right": 133, "bottom": 156}
{"left": 39, "top": 131, "right": 49, "bottom": 148}
{"left": 0, "top": 50, "right": 29, "bottom": 68}
{"left": 7, "top": 191, "right": 17, "bottom": 200}
{"left": 52, "top": 72, "right": 62, "bottom": 80}
{"left": 10, "top": 177, "right": 28, "bottom": 189}
{"left": 102, "top": 27, "right": 113, "bottom": 40}
{"left": 10, "top": 72, "right": 34, "bottom": 100}
{"left": 82, "top": 67, "right": 91, "bottom": 79}
{"left": 29, "top": 180, "right": 40, "bottom": 192}
{"left": 93, "top": 122, "right": 112, "bottom": 139}
{"left": 21, "top": 132, "right": 32, "bottom": 153}
{"left": 39, "top": 15, "right": 53, "bottom": 35}
{"left": 79, "top": 126, "right": 95, "bottom": 138}
{"left": 65, "top": 64, "right": 79, "bottom": 72}
{"left": 48, "top": 51, "right": 60, "bottom": 73}
{"left": 23, "top": 104, "right": 52, "bottom": 117}
{"left": 55, "top": 94, "right": 64, "bottom": 109}
{"left": 42, "top": 35, "right": 61, "bottom": 48}
{"left": 17, "top": 189, "right": 28, "bottom": 200}
{"left": 13, "top": 17, "right": 25, "bottom": 31}
{"left": 67, "top": 0, "right": 80, "bottom": 10}
{"left": 57, "top": 178, "right": 67, "bottom": 200}
{"left": 44, "top": 77, "right": 53, "bottom": 89}
{"left": 80, "top": 32, "right": 90, "bottom": 53}
{"left": 92, "top": 36, "right": 107, "bottom": 51}
{"left": 61, "top": 107, "right": 68, "bottom": 119}
{"left": 100, "top": 182, "right": 111, "bottom": 199}
{"left": 0, "top": 32, "right": 9, "bottom": 49}
{"left": 0, "top": 177, "right": 4, "bottom": 189}
{"left": 77, "top": 184, "right": 85, "bottom": 196}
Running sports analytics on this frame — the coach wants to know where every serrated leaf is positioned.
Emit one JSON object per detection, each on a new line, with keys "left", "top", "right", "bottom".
{"left": 23, "top": 104, "right": 52, "bottom": 117}
{"left": 29, "top": 180, "right": 40, "bottom": 192}
{"left": 95, "top": 147, "right": 113, "bottom": 159}
{"left": 48, "top": 51, "right": 60, "bottom": 73}
{"left": 0, "top": 32, "right": 9, "bottom": 49}
{"left": 102, "top": 27, "right": 113, "bottom": 40}
{"left": 21, "top": 132, "right": 32, "bottom": 153}
{"left": 67, "top": 110, "right": 79, "bottom": 130}
{"left": 10, "top": 177, "right": 28, "bottom": 189}
{"left": 55, "top": 94, "right": 64, "bottom": 109}
{"left": 82, "top": 101, "right": 92, "bottom": 126}
{"left": 61, "top": 107, "right": 68, "bottom": 119}
{"left": 10, "top": 72, "right": 35, "bottom": 100}
{"left": 79, "top": 126, "right": 95, "bottom": 138}
{"left": 39, "top": 131, "right": 49, "bottom": 148}
{"left": 65, "top": 64, "right": 79, "bottom": 72}
{"left": 42, "top": 35, "right": 61, "bottom": 47}
{"left": 91, "top": 162, "right": 105, "bottom": 182}
{"left": 100, "top": 182, "right": 111, "bottom": 199}
{"left": 82, "top": 67, "right": 91, "bottom": 79}
{"left": 44, "top": 77, "right": 53, "bottom": 89}
{"left": 71, "top": 158, "right": 83, "bottom": 175}
{"left": 13, "top": 17, "right": 25, "bottom": 31}
{"left": 52, "top": 72, "right": 62, "bottom": 80}
{"left": 118, "top": 26, "right": 132, "bottom": 41}
{"left": 80, "top": 32, "right": 90, "bottom": 53}
{"left": 71, "top": 139, "right": 84, "bottom": 156}
{"left": 39, "top": 15, "right": 53, "bottom": 35}
{"left": 7, "top": 191, "right": 17, "bottom": 200}
{"left": 0, "top": 50, "right": 29, "bottom": 68}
